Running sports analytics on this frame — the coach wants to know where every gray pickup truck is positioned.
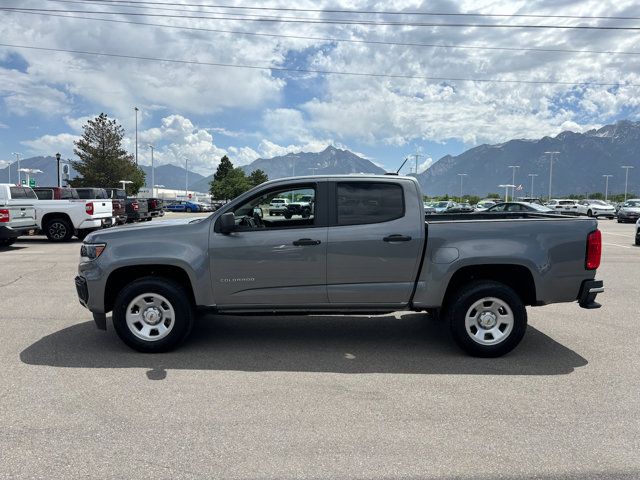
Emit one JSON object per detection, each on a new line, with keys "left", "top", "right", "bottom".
{"left": 75, "top": 175, "right": 604, "bottom": 357}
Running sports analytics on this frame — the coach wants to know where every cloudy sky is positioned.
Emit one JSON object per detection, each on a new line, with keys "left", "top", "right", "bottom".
{"left": 1, "top": 0, "right": 640, "bottom": 175}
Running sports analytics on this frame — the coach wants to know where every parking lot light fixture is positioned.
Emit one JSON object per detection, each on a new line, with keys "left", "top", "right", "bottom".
{"left": 12, "top": 152, "right": 21, "bottom": 184}
{"left": 528, "top": 174, "right": 538, "bottom": 198}
{"left": 148, "top": 145, "right": 155, "bottom": 197}
{"left": 508, "top": 165, "right": 520, "bottom": 199}
{"left": 602, "top": 175, "right": 613, "bottom": 201}
{"left": 544, "top": 151, "right": 560, "bottom": 201}
{"left": 457, "top": 173, "right": 467, "bottom": 199}
{"left": 498, "top": 184, "right": 515, "bottom": 202}
{"left": 621, "top": 166, "right": 634, "bottom": 201}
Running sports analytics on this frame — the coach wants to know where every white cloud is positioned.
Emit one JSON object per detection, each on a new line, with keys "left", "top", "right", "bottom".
{"left": 21, "top": 133, "right": 79, "bottom": 158}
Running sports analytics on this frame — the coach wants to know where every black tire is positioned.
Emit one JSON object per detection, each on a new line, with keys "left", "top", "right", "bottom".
{"left": 446, "top": 280, "right": 527, "bottom": 357}
{"left": 283, "top": 212, "right": 292, "bottom": 219}
{"left": 0, "top": 238, "right": 16, "bottom": 248}
{"left": 44, "top": 217, "right": 74, "bottom": 242}
{"left": 587, "top": 209, "right": 593, "bottom": 217}
{"left": 301, "top": 208, "right": 311, "bottom": 219}
{"left": 112, "top": 277, "right": 194, "bottom": 353}
{"left": 76, "top": 229, "right": 93, "bottom": 241}
{"left": 617, "top": 217, "right": 623, "bottom": 223}
{"left": 146, "top": 217, "right": 152, "bottom": 221}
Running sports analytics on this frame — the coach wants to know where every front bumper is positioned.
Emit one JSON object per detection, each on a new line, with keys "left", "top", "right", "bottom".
{"left": 578, "top": 279, "right": 604, "bottom": 309}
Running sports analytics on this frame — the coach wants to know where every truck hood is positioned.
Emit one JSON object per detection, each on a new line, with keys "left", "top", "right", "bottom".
{"left": 84, "top": 217, "right": 208, "bottom": 243}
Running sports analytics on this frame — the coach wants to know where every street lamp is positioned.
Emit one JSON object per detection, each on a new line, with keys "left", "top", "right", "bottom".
{"left": 602, "top": 175, "right": 613, "bottom": 202}
{"left": 18, "top": 168, "right": 43, "bottom": 186}
{"left": 621, "top": 166, "right": 634, "bottom": 201}
{"left": 147, "top": 144, "right": 155, "bottom": 197}
{"left": 185, "top": 158, "right": 189, "bottom": 197}
{"left": 498, "top": 184, "right": 515, "bottom": 202}
{"left": 11, "top": 152, "right": 21, "bottom": 184}
{"left": 119, "top": 180, "right": 133, "bottom": 193}
{"left": 544, "top": 151, "right": 560, "bottom": 201}
{"left": 508, "top": 165, "right": 520, "bottom": 200}
{"left": 528, "top": 174, "right": 538, "bottom": 198}
{"left": 134, "top": 106, "right": 139, "bottom": 165}
{"left": 457, "top": 173, "right": 468, "bottom": 199}
{"left": 55, "top": 152, "right": 61, "bottom": 187}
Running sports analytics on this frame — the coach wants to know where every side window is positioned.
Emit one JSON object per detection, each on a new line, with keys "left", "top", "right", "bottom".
{"left": 337, "top": 182, "right": 404, "bottom": 225}
{"left": 34, "top": 189, "right": 53, "bottom": 200}
{"left": 506, "top": 204, "right": 523, "bottom": 212}
{"left": 9, "top": 187, "right": 25, "bottom": 199}
{"left": 231, "top": 185, "right": 316, "bottom": 230}
{"left": 491, "top": 204, "right": 507, "bottom": 212}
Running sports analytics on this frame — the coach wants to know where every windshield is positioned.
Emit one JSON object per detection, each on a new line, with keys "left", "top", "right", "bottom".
{"left": 435, "top": 201, "right": 450, "bottom": 208}
{"left": 529, "top": 203, "right": 553, "bottom": 212}
{"left": 590, "top": 200, "right": 607, "bottom": 206}
{"left": 624, "top": 201, "right": 640, "bottom": 207}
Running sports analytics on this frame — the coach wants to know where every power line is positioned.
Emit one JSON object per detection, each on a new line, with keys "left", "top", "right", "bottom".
{"left": 44, "top": 0, "right": 640, "bottom": 21}
{"left": 4, "top": 7, "right": 640, "bottom": 30}
{"left": 11, "top": 10, "right": 640, "bottom": 57}
{"left": 1, "top": 42, "right": 638, "bottom": 87}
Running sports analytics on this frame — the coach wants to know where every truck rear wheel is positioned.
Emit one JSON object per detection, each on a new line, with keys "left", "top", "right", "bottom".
{"left": 44, "top": 217, "right": 74, "bottom": 242}
{"left": 112, "top": 277, "right": 194, "bottom": 353}
{"left": 446, "top": 280, "right": 527, "bottom": 357}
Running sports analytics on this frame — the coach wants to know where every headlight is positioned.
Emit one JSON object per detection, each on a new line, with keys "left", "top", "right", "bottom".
{"left": 80, "top": 243, "right": 106, "bottom": 261}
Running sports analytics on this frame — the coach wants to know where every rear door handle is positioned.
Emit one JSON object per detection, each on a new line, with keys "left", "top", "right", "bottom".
{"left": 293, "top": 238, "right": 321, "bottom": 246}
{"left": 383, "top": 234, "right": 412, "bottom": 242}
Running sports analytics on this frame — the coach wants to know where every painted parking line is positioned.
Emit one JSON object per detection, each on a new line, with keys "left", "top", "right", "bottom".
{"left": 603, "top": 232, "right": 636, "bottom": 237}
{"left": 603, "top": 242, "right": 634, "bottom": 249}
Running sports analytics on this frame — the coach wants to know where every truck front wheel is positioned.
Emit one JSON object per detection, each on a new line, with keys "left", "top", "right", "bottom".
{"left": 112, "top": 277, "right": 194, "bottom": 353}
{"left": 446, "top": 280, "right": 527, "bottom": 357}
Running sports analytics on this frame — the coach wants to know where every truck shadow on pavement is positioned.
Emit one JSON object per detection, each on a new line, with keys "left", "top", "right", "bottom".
{"left": 20, "top": 313, "right": 587, "bottom": 377}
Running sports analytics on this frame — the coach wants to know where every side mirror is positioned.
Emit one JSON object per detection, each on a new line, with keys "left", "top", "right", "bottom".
{"left": 219, "top": 212, "right": 236, "bottom": 234}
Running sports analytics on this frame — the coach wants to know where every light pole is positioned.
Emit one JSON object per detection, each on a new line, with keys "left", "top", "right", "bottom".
{"left": 621, "top": 166, "right": 634, "bottom": 201}
{"left": 602, "top": 174, "right": 613, "bottom": 201}
{"left": 544, "top": 151, "right": 559, "bottom": 201}
{"left": 508, "top": 165, "right": 520, "bottom": 200}
{"left": 12, "top": 152, "right": 21, "bottom": 184}
{"left": 528, "top": 174, "right": 538, "bottom": 198}
{"left": 55, "top": 152, "right": 61, "bottom": 187}
{"left": 499, "top": 184, "right": 515, "bottom": 202}
{"left": 148, "top": 145, "right": 155, "bottom": 197}
{"left": 119, "top": 180, "right": 133, "bottom": 193}
{"left": 457, "top": 173, "right": 467, "bottom": 199}
{"left": 134, "top": 106, "right": 139, "bottom": 165}
{"left": 185, "top": 158, "right": 189, "bottom": 197}
{"left": 413, "top": 153, "right": 422, "bottom": 174}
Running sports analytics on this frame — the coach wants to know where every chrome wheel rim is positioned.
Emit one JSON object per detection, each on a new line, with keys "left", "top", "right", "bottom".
{"left": 465, "top": 297, "right": 514, "bottom": 345}
{"left": 49, "top": 222, "right": 67, "bottom": 240}
{"left": 125, "top": 293, "right": 175, "bottom": 341}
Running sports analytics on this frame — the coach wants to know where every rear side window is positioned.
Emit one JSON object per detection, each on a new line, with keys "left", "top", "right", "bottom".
{"left": 34, "top": 189, "right": 53, "bottom": 200}
{"left": 61, "top": 189, "right": 78, "bottom": 199}
{"left": 10, "top": 187, "right": 37, "bottom": 199}
{"left": 337, "top": 182, "right": 404, "bottom": 225}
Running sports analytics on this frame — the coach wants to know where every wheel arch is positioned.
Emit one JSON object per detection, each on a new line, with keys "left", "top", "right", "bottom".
{"left": 104, "top": 264, "right": 196, "bottom": 313}
{"left": 443, "top": 264, "right": 537, "bottom": 308}
{"left": 41, "top": 212, "right": 72, "bottom": 228}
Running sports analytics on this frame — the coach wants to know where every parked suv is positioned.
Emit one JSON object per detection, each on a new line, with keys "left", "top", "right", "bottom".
{"left": 576, "top": 200, "right": 615, "bottom": 219}
{"left": 617, "top": 199, "right": 640, "bottom": 223}
{"left": 268, "top": 197, "right": 290, "bottom": 216}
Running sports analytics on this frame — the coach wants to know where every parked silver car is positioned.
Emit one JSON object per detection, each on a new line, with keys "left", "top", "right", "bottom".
{"left": 617, "top": 199, "right": 640, "bottom": 223}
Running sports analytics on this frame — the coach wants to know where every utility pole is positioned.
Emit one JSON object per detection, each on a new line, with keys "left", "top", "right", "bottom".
{"left": 544, "top": 151, "right": 560, "bottom": 201}
{"left": 134, "top": 107, "right": 139, "bottom": 165}
{"left": 148, "top": 145, "right": 155, "bottom": 197}
{"left": 508, "top": 165, "right": 520, "bottom": 200}
{"left": 528, "top": 174, "right": 538, "bottom": 198}
{"left": 457, "top": 173, "right": 467, "bottom": 199}
{"left": 621, "top": 166, "right": 634, "bottom": 201}
{"left": 12, "top": 152, "right": 21, "bottom": 184}
{"left": 185, "top": 158, "right": 189, "bottom": 197}
{"left": 602, "top": 175, "right": 613, "bottom": 201}
{"left": 413, "top": 153, "right": 422, "bottom": 174}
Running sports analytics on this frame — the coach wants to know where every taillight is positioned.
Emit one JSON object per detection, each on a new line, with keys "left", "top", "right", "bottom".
{"left": 132, "top": 201, "right": 139, "bottom": 211}
{"left": 0, "top": 209, "right": 9, "bottom": 223}
{"left": 586, "top": 229, "right": 602, "bottom": 270}
{"left": 85, "top": 202, "right": 94, "bottom": 215}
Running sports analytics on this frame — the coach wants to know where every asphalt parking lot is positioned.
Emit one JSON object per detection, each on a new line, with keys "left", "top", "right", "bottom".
{"left": 1, "top": 215, "right": 638, "bottom": 479}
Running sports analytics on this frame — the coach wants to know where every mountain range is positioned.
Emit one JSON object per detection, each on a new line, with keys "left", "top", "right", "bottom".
{"left": 416, "top": 120, "right": 640, "bottom": 197}
{"left": 2, "top": 121, "right": 639, "bottom": 196}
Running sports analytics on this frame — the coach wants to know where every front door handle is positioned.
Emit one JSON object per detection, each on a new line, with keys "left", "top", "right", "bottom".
{"left": 383, "top": 234, "right": 412, "bottom": 242}
{"left": 293, "top": 238, "right": 321, "bottom": 246}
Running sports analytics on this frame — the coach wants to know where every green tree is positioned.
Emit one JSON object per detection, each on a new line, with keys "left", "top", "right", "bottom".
{"left": 211, "top": 168, "right": 251, "bottom": 201}
{"left": 248, "top": 169, "right": 269, "bottom": 187}
{"left": 70, "top": 113, "right": 145, "bottom": 193}
{"left": 210, "top": 155, "right": 234, "bottom": 197}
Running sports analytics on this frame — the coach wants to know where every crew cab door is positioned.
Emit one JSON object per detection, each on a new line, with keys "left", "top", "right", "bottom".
{"left": 210, "top": 182, "right": 328, "bottom": 307}
{"left": 326, "top": 180, "right": 425, "bottom": 305}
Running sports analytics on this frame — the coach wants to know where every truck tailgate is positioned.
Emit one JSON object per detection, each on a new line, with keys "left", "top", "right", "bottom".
{"left": 84, "top": 199, "right": 112, "bottom": 219}
{"left": 4, "top": 203, "right": 37, "bottom": 229}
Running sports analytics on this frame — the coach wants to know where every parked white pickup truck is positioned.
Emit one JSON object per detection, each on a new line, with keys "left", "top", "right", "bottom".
{"left": 1, "top": 184, "right": 112, "bottom": 241}
{"left": 0, "top": 184, "right": 38, "bottom": 247}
